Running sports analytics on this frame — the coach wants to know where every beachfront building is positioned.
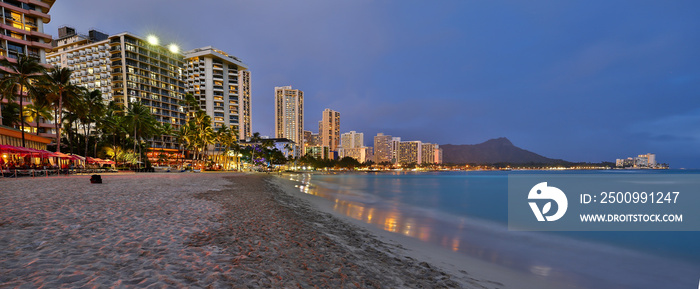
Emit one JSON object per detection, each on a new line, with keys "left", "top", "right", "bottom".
{"left": 108, "top": 32, "right": 187, "bottom": 150}
{"left": 274, "top": 86, "right": 303, "bottom": 157}
{"left": 302, "top": 130, "right": 315, "bottom": 146}
{"left": 373, "top": 133, "right": 392, "bottom": 164}
{"left": 182, "top": 46, "right": 251, "bottom": 140}
{"left": 50, "top": 30, "right": 188, "bottom": 150}
{"left": 340, "top": 131, "right": 363, "bottom": 149}
{"left": 638, "top": 153, "right": 656, "bottom": 167}
{"left": 0, "top": 0, "right": 56, "bottom": 138}
{"left": 616, "top": 153, "right": 658, "bottom": 168}
{"left": 340, "top": 147, "right": 371, "bottom": 163}
{"left": 339, "top": 131, "right": 372, "bottom": 163}
{"left": 302, "top": 129, "right": 330, "bottom": 160}
{"left": 319, "top": 108, "right": 340, "bottom": 158}
{"left": 391, "top": 137, "right": 401, "bottom": 164}
{"left": 0, "top": 0, "right": 54, "bottom": 62}
{"left": 398, "top": 140, "right": 422, "bottom": 164}
{"left": 305, "top": 145, "right": 330, "bottom": 160}
{"left": 47, "top": 27, "right": 111, "bottom": 100}
{"left": 421, "top": 143, "right": 443, "bottom": 164}
{"left": 303, "top": 130, "right": 319, "bottom": 150}
{"left": 0, "top": 124, "right": 51, "bottom": 149}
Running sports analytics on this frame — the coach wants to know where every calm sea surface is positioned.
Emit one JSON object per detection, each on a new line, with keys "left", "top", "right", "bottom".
{"left": 288, "top": 170, "right": 700, "bottom": 289}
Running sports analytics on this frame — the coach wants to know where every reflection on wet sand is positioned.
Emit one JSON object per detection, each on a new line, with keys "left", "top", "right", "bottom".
{"left": 289, "top": 174, "right": 603, "bottom": 288}
{"left": 290, "top": 174, "right": 515, "bottom": 268}
{"left": 285, "top": 173, "right": 697, "bottom": 289}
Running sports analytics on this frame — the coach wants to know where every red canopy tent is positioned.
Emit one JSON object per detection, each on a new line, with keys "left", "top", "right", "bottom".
{"left": 0, "top": 144, "right": 23, "bottom": 153}
{"left": 54, "top": 152, "right": 73, "bottom": 159}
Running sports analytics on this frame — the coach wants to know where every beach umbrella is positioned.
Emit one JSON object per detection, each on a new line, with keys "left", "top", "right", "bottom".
{"left": 39, "top": 150, "right": 60, "bottom": 158}
{"left": 0, "top": 144, "right": 22, "bottom": 153}
{"left": 54, "top": 152, "right": 73, "bottom": 159}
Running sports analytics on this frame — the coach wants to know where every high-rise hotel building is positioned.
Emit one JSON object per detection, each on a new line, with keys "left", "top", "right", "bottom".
{"left": 183, "top": 46, "right": 250, "bottom": 140}
{"left": 398, "top": 140, "right": 422, "bottom": 164}
{"left": 274, "top": 86, "right": 303, "bottom": 157}
{"left": 339, "top": 130, "right": 371, "bottom": 163}
{"left": 48, "top": 28, "right": 187, "bottom": 149}
{"left": 0, "top": 0, "right": 53, "bottom": 62}
{"left": 47, "top": 27, "right": 111, "bottom": 100}
{"left": 373, "top": 133, "right": 393, "bottom": 164}
{"left": 421, "top": 143, "right": 443, "bottom": 164}
{"left": 0, "top": 0, "right": 55, "bottom": 139}
{"left": 319, "top": 108, "right": 340, "bottom": 156}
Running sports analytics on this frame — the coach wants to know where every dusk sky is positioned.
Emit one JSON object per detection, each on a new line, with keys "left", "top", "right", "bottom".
{"left": 47, "top": 1, "right": 700, "bottom": 168}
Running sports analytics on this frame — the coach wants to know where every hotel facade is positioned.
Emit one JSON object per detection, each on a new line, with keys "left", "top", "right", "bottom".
{"left": 339, "top": 130, "right": 372, "bottom": 163}
{"left": 0, "top": 0, "right": 55, "bottom": 139}
{"left": 274, "top": 86, "right": 303, "bottom": 157}
{"left": 421, "top": 143, "right": 443, "bottom": 164}
{"left": 183, "top": 46, "right": 250, "bottom": 140}
{"left": 319, "top": 108, "right": 340, "bottom": 158}
{"left": 398, "top": 140, "right": 422, "bottom": 164}
{"left": 0, "top": 0, "right": 53, "bottom": 62}
{"left": 373, "top": 133, "right": 392, "bottom": 164}
{"left": 48, "top": 28, "right": 188, "bottom": 150}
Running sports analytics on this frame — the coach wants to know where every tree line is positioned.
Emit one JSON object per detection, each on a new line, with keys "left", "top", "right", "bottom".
{"left": 0, "top": 55, "right": 249, "bottom": 169}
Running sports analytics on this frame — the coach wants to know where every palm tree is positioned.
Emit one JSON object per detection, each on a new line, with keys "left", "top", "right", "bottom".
{"left": 1, "top": 102, "right": 23, "bottom": 128}
{"left": 100, "top": 101, "right": 126, "bottom": 148}
{"left": 156, "top": 122, "right": 174, "bottom": 166}
{"left": 125, "top": 102, "right": 157, "bottom": 169}
{"left": 40, "top": 66, "right": 80, "bottom": 152}
{"left": 23, "top": 103, "right": 52, "bottom": 135}
{"left": 0, "top": 55, "right": 46, "bottom": 147}
{"left": 215, "top": 126, "right": 239, "bottom": 170}
{"left": 190, "top": 110, "right": 213, "bottom": 167}
{"left": 178, "top": 93, "right": 199, "bottom": 119}
{"left": 175, "top": 123, "right": 194, "bottom": 169}
{"left": 61, "top": 111, "right": 79, "bottom": 154}
{"left": 158, "top": 122, "right": 174, "bottom": 145}
{"left": 75, "top": 88, "right": 105, "bottom": 157}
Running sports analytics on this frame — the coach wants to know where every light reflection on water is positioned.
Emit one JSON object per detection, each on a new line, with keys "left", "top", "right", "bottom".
{"left": 287, "top": 172, "right": 700, "bottom": 289}
{"left": 291, "top": 173, "right": 518, "bottom": 272}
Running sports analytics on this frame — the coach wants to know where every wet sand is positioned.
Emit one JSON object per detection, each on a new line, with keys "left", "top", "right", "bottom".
{"left": 0, "top": 173, "right": 500, "bottom": 288}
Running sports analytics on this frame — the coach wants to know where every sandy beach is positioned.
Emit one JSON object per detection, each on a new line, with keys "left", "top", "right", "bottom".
{"left": 0, "top": 173, "right": 502, "bottom": 288}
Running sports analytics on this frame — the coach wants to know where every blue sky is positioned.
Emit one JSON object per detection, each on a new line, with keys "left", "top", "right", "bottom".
{"left": 46, "top": 1, "right": 700, "bottom": 167}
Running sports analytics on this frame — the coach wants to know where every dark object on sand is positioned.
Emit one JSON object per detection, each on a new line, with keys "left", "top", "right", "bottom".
{"left": 90, "top": 175, "right": 102, "bottom": 184}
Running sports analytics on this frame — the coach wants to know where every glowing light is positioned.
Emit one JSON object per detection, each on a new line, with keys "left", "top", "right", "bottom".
{"left": 451, "top": 238, "right": 460, "bottom": 252}
{"left": 168, "top": 43, "right": 179, "bottom": 53}
{"left": 147, "top": 35, "right": 159, "bottom": 45}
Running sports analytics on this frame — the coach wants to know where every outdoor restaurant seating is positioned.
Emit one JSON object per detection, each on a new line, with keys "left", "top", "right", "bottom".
{"left": 0, "top": 144, "right": 117, "bottom": 178}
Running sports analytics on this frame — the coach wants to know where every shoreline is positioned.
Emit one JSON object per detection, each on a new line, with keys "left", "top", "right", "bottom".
{"left": 1, "top": 172, "right": 497, "bottom": 288}
{"left": 271, "top": 172, "right": 700, "bottom": 289}
{"left": 269, "top": 173, "right": 566, "bottom": 289}
{"left": 4, "top": 172, "right": 692, "bottom": 288}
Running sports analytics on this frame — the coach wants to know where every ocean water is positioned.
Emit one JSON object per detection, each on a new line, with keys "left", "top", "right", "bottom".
{"left": 288, "top": 170, "right": 700, "bottom": 289}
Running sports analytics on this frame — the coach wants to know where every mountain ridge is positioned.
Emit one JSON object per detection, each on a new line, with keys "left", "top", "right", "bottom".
{"left": 440, "top": 137, "right": 568, "bottom": 164}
